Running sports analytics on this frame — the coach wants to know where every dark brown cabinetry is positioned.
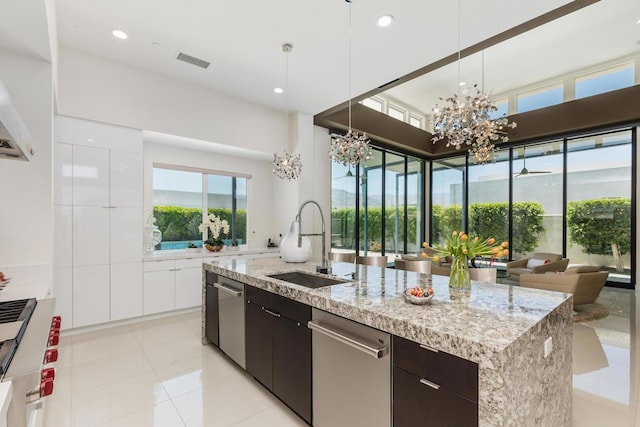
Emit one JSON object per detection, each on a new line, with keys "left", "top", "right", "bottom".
{"left": 245, "top": 285, "right": 312, "bottom": 424}
{"left": 205, "top": 272, "right": 219, "bottom": 346}
{"left": 393, "top": 335, "right": 478, "bottom": 427}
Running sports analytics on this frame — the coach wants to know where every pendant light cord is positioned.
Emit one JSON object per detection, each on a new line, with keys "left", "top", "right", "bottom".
{"left": 285, "top": 46, "right": 289, "bottom": 149}
{"left": 457, "top": 0, "right": 461, "bottom": 94}
{"left": 348, "top": 0, "right": 353, "bottom": 131}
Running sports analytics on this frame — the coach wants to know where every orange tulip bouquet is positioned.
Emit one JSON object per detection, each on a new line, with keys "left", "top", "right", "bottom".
{"left": 423, "top": 231, "right": 508, "bottom": 290}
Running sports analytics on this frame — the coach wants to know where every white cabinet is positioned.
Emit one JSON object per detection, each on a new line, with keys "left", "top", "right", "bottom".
{"left": 72, "top": 145, "right": 110, "bottom": 207}
{"left": 110, "top": 207, "right": 143, "bottom": 264}
{"left": 73, "top": 206, "right": 110, "bottom": 266}
{"left": 110, "top": 151, "right": 143, "bottom": 208}
{"left": 143, "top": 258, "right": 203, "bottom": 315}
{"left": 53, "top": 116, "right": 144, "bottom": 329}
{"left": 111, "top": 263, "right": 143, "bottom": 321}
{"left": 175, "top": 258, "right": 203, "bottom": 309}
{"left": 143, "top": 260, "right": 175, "bottom": 315}
{"left": 73, "top": 265, "right": 110, "bottom": 328}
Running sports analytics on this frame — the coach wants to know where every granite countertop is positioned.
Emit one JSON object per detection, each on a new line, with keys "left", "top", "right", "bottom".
{"left": 204, "top": 256, "right": 572, "bottom": 365}
{"left": 144, "top": 247, "right": 279, "bottom": 261}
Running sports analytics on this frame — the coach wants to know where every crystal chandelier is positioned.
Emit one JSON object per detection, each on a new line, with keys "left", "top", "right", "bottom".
{"left": 329, "top": 0, "right": 372, "bottom": 167}
{"left": 432, "top": 84, "right": 517, "bottom": 164}
{"left": 272, "top": 151, "right": 302, "bottom": 180}
{"left": 431, "top": 0, "right": 516, "bottom": 165}
{"left": 272, "top": 43, "right": 303, "bottom": 180}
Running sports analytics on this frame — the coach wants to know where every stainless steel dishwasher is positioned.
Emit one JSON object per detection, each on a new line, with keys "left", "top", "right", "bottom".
{"left": 309, "top": 308, "right": 391, "bottom": 427}
{"left": 214, "top": 276, "right": 246, "bottom": 369}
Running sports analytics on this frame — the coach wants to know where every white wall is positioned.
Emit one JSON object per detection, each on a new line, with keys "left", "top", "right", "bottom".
{"left": 0, "top": 50, "right": 53, "bottom": 268}
{"left": 57, "top": 46, "right": 286, "bottom": 156}
{"left": 144, "top": 141, "right": 277, "bottom": 248}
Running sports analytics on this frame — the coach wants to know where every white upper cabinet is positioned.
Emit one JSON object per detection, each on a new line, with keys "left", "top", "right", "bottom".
{"left": 110, "top": 151, "right": 143, "bottom": 208}
{"left": 72, "top": 145, "right": 110, "bottom": 207}
{"left": 54, "top": 143, "right": 73, "bottom": 206}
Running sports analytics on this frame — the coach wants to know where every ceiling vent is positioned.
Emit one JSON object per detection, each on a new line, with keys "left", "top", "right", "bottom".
{"left": 176, "top": 52, "right": 210, "bottom": 69}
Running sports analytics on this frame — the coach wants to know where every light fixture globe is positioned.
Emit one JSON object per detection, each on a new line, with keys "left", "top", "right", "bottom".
{"left": 272, "top": 151, "right": 302, "bottom": 180}
{"left": 329, "top": 130, "right": 372, "bottom": 167}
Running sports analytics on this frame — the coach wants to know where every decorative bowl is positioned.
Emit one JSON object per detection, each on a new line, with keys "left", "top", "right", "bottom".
{"left": 404, "top": 288, "right": 434, "bottom": 305}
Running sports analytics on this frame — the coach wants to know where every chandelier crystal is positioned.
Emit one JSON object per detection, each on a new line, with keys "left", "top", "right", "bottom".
{"left": 329, "top": 130, "right": 372, "bottom": 167}
{"left": 328, "top": 0, "right": 373, "bottom": 168}
{"left": 431, "top": 84, "right": 516, "bottom": 164}
{"left": 272, "top": 150, "right": 302, "bottom": 180}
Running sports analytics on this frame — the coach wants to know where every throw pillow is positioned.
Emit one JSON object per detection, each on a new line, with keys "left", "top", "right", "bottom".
{"left": 527, "top": 258, "right": 549, "bottom": 268}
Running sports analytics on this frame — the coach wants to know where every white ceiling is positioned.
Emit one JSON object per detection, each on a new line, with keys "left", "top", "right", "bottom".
{"left": 384, "top": 0, "right": 640, "bottom": 115}
{"left": 54, "top": 0, "right": 578, "bottom": 116}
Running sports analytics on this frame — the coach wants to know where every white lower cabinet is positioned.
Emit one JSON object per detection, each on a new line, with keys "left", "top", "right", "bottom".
{"left": 73, "top": 265, "right": 110, "bottom": 328}
{"left": 143, "top": 258, "right": 204, "bottom": 314}
{"left": 143, "top": 260, "right": 176, "bottom": 315}
{"left": 175, "top": 258, "right": 203, "bottom": 309}
{"left": 110, "top": 263, "right": 143, "bottom": 321}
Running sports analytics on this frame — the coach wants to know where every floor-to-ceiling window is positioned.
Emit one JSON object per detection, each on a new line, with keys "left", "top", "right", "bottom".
{"left": 468, "top": 150, "right": 510, "bottom": 245}
{"left": 566, "top": 130, "right": 633, "bottom": 285}
{"left": 330, "top": 146, "right": 425, "bottom": 256}
{"left": 512, "top": 141, "right": 564, "bottom": 257}
{"left": 429, "top": 127, "right": 635, "bottom": 287}
{"left": 431, "top": 156, "right": 465, "bottom": 245}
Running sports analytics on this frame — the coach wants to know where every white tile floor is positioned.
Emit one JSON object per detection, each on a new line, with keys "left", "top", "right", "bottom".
{"left": 45, "top": 287, "right": 639, "bottom": 426}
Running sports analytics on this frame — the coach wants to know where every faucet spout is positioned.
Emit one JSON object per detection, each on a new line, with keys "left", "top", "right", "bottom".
{"left": 296, "top": 200, "right": 330, "bottom": 273}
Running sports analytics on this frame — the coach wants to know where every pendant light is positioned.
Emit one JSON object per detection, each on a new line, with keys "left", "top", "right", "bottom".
{"left": 328, "top": 0, "right": 372, "bottom": 167}
{"left": 272, "top": 43, "right": 303, "bottom": 180}
{"left": 431, "top": 0, "right": 516, "bottom": 165}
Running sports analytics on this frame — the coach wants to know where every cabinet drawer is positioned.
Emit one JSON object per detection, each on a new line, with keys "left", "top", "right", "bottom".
{"left": 274, "top": 294, "right": 311, "bottom": 324}
{"left": 393, "top": 335, "right": 478, "bottom": 402}
{"left": 175, "top": 257, "right": 203, "bottom": 269}
{"left": 245, "top": 285, "right": 272, "bottom": 308}
{"left": 393, "top": 366, "right": 477, "bottom": 427}
{"left": 143, "top": 260, "right": 174, "bottom": 272}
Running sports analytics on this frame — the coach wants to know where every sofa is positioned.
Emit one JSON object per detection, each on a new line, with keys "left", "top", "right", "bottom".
{"left": 506, "top": 252, "right": 569, "bottom": 279}
{"left": 519, "top": 266, "right": 608, "bottom": 306}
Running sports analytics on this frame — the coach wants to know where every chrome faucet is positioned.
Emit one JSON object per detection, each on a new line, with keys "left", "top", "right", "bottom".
{"left": 296, "top": 199, "right": 330, "bottom": 274}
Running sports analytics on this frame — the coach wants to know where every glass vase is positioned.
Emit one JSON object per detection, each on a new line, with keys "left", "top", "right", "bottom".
{"left": 449, "top": 255, "right": 471, "bottom": 292}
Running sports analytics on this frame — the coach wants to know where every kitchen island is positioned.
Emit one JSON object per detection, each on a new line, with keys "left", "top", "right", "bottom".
{"left": 203, "top": 256, "right": 572, "bottom": 427}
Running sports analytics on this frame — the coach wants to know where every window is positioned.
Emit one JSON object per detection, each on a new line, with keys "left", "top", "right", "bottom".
{"left": 430, "top": 156, "right": 465, "bottom": 245}
{"left": 153, "top": 165, "right": 249, "bottom": 249}
{"left": 388, "top": 104, "right": 406, "bottom": 121}
{"left": 517, "top": 84, "right": 563, "bottom": 113}
{"left": 331, "top": 148, "right": 425, "bottom": 256}
{"left": 409, "top": 114, "right": 423, "bottom": 129}
{"left": 362, "top": 97, "right": 384, "bottom": 113}
{"left": 575, "top": 63, "right": 635, "bottom": 99}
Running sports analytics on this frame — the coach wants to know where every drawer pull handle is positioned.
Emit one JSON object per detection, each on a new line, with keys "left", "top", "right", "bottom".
{"left": 264, "top": 309, "right": 281, "bottom": 318}
{"left": 213, "top": 283, "right": 243, "bottom": 297}
{"left": 419, "top": 378, "right": 440, "bottom": 390}
{"left": 307, "top": 320, "right": 387, "bottom": 359}
{"left": 420, "top": 344, "right": 439, "bottom": 353}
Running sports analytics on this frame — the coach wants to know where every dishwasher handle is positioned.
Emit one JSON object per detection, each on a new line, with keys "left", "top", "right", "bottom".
{"left": 308, "top": 320, "right": 387, "bottom": 359}
{"left": 213, "top": 282, "right": 243, "bottom": 297}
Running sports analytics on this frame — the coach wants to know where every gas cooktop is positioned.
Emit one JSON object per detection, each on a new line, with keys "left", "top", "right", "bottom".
{"left": 0, "top": 299, "right": 37, "bottom": 375}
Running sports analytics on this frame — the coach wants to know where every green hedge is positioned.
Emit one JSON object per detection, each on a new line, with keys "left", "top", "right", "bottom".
{"left": 154, "top": 206, "right": 246, "bottom": 242}
{"left": 432, "top": 202, "right": 545, "bottom": 253}
{"left": 567, "top": 198, "right": 631, "bottom": 255}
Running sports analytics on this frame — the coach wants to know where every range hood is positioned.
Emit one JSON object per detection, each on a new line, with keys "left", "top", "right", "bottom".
{"left": 0, "top": 81, "right": 34, "bottom": 161}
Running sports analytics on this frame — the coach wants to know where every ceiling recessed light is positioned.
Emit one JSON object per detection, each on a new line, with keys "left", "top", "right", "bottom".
{"left": 274, "top": 87, "right": 284, "bottom": 94}
{"left": 112, "top": 29, "right": 128, "bottom": 40}
{"left": 377, "top": 14, "right": 394, "bottom": 28}
{"left": 459, "top": 81, "right": 466, "bottom": 86}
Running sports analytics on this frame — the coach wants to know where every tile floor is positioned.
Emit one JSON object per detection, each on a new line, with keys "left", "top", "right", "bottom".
{"left": 45, "top": 287, "right": 639, "bottom": 427}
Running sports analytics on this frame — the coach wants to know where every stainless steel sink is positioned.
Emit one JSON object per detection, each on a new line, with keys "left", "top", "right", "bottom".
{"left": 267, "top": 271, "right": 346, "bottom": 289}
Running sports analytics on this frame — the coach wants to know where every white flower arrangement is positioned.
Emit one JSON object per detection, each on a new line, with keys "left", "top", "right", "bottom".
{"left": 199, "top": 214, "right": 230, "bottom": 246}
